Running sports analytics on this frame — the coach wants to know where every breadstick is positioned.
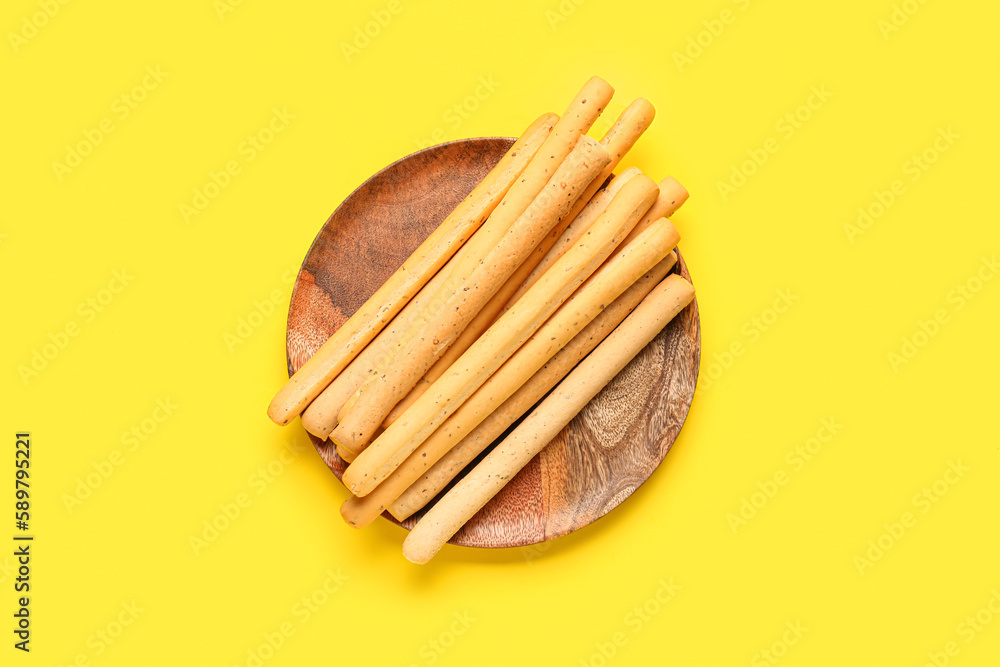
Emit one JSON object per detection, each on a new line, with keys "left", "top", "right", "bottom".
{"left": 402, "top": 273, "right": 696, "bottom": 563}
{"left": 378, "top": 101, "right": 657, "bottom": 431}
{"left": 332, "top": 132, "right": 612, "bottom": 455}
{"left": 267, "top": 112, "right": 557, "bottom": 425}
{"left": 507, "top": 173, "right": 687, "bottom": 311}
{"left": 343, "top": 175, "right": 658, "bottom": 497}
{"left": 381, "top": 166, "right": 643, "bottom": 428}
{"left": 340, "top": 219, "right": 678, "bottom": 528}
{"left": 390, "top": 252, "right": 678, "bottom": 520}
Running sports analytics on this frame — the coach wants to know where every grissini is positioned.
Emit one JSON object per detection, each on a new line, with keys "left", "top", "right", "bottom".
{"left": 379, "top": 100, "right": 657, "bottom": 430}
{"left": 402, "top": 273, "right": 697, "bottom": 563}
{"left": 343, "top": 175, "right": 659, "bottom": 497}
{"left": 340, "top": 218, "right": 679, "bottom": 528}
{"left": 267, "top": 112, "right": 557, "bottom": 425}
{"left": 507, "top": 174, "right": 688, "bottom": 311}
{"left": 331, "top": 133, "right": 612, "bottom": 454}
{"left": 381, "top": 166, "right": 644, "bottom": 428}
{"left": 390, "top": 252, "right": 678, "bottom": 520}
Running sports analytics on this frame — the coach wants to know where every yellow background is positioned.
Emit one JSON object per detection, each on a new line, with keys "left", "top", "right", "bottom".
{"left": 3, "top": 0, "right": 999, "bottom": 664}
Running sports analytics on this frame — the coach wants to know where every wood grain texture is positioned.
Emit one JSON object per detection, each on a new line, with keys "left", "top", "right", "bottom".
{"left": 286, "top": 137, "right": 700, "bottom": 548}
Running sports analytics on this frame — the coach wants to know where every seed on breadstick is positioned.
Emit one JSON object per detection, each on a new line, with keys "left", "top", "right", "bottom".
{"left": 401, "top": 273, "right": 696, "bottom": 563}
{"left": 332, "top": 133, "right": 612, "bottom": 456}
{"left": 343, "top": 174, "right": 658, "bottom": 497}
{"left": 336, "top": 429, "right": 380, "bottom": 464}
{"left": 390, "top": 252, "right": 678, "bottom": 520}
{"left": 381, "top": 166, "right": 644, "bottom": 429}
{"left": 267, "top": 112, "right": 557, "bottom": 425}
{"left": 341, "top": 219, "right": 678, "bottom": 528}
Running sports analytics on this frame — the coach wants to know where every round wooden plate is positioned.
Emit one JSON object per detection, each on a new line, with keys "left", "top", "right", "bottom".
{"left": 286, "top": 137, "right": 701, "bottom": 548}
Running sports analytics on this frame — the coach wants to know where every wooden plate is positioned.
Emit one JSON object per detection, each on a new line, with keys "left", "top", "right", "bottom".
{"left": 286, "top": 137, "right": 701, "bottom": 548}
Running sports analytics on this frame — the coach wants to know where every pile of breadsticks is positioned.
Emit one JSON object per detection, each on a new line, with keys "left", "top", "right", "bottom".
{"left": 268, "top": 76, "right": 695, "bottom": 563}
